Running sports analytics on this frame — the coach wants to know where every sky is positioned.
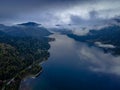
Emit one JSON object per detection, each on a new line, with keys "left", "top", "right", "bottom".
{"left": 0, "top": 0, "right": 120, "bottom": 27}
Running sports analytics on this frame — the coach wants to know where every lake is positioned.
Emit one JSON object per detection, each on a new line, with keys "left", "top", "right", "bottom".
{"left": 20, "top": 33, "right": 120, "bottom": 90}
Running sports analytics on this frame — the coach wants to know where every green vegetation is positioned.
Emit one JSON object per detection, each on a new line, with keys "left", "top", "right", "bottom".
{"left": 0, "top": 23, "right": 53, "bottom": 90}
{"left": 5, "top": 64, "right": 42, "bottom": 90}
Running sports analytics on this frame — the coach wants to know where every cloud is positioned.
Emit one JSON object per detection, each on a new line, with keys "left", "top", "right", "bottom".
{"left": 50, "top": 33, "right": 120, "bottom": 76}
{"left": 0, "top": 0, "right": 120, "bottom": 26}
{"left": 95, "top": 42, "right": 115, "bottom": 48}
{"left": 72, "top": 28, "right": 90, "bottom": 36}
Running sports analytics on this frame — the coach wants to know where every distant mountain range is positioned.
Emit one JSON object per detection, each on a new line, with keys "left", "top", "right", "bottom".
{"left": 0, "top": 22, "right": 51, "bottom": 38}
{"left": 67, "top": 24, "right": 120, "bottom": 55}
{"left": 51, "top": 17, "right": 120, "bottom": 55}
{"left": 17, "top": 22, "right": 41, "bottom": 27}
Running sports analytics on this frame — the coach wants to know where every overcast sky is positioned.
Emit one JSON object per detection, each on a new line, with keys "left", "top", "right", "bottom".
{"left": 0, "top": 0, "right": 120, "bottom": 27}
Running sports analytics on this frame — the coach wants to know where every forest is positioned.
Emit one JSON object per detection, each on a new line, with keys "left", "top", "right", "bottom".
{"left": 0, "top": 23, "right": 52, "bottom": 90}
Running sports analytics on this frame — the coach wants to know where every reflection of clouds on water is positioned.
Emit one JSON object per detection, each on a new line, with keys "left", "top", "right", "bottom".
{"left": 76, "top": 42, "right": 120, "bottom": 75}
{"left": 20, "top": 34, "right": 120, "bottom": 90}
{"left": 50, "top": 34, "right": 120, "bottom": 75}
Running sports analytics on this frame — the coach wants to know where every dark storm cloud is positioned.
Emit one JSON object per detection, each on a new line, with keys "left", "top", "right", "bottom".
{"left": 0, "top": 0, "right": 120, "bottom": 25}
{"left": 0, "top": 0, "right": 98, "bottom": 16}
{"left": 0, "top": 0, "right": 93, "bottom": 24}
{"left": 0, "top": 0, "right": 93, "bottom": 10}
{"left": 0, "top": 0, "right": 92, "bottom": 6}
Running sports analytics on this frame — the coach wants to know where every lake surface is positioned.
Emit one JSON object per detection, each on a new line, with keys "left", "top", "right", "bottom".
{"left": 20, "top": 33, "right": 120, "bottom": 90}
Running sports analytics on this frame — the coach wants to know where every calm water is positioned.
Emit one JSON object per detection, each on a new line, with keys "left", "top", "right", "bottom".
{"left": 20, "top": 33, "right": 120, "bottom": 90}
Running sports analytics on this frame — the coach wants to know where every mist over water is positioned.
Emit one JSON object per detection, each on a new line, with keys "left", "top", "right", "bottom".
{"left": 20, "top": 33, "right": 120, "bottom": 90}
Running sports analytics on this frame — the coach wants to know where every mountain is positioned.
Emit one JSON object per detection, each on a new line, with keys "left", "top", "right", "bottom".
{"left": 67, "top": 25, "right": 120, "bottom": 55}
{"left": 17, "top": 22, "right": 41, "bottom": 27}
{"left": 0, "top": 22, "right": 52, "bottom": 38}
{"left": 0, "top": 23, "right": 52, "bottom": 90}
{"left": 112, "top": 16, "right": 120, "bottom": 23}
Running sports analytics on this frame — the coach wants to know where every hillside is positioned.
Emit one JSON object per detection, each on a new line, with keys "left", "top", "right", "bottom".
{"left": 0, "top": 23, "right": 52, "bottom": 90}
{"left": 0, "top": 22, "right": 51, "bottom": 38}
{"left": 67, "top": 25, "right": 120, "bottom": 55}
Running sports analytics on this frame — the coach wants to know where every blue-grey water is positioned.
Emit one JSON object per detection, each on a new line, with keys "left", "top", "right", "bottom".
{"left": 20, "top": 33, "right": 120, "bottom": 90}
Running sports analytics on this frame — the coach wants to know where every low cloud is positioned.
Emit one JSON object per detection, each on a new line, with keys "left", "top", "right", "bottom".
{"left": 95, "top": 42, "right": 115, "bottom": 49}
{"left": 72, "top": 28, "right": 90, "bottom": 36}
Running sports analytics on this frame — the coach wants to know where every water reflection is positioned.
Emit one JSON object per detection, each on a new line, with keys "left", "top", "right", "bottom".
{"left": 50, "top": 33, "right": 120, "bottom": 75}
{"left": 76, "top": 41, "right": 120, "bottom": 75}
{"left": 20, "top": 33, "right": 120, "bottom": 90}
